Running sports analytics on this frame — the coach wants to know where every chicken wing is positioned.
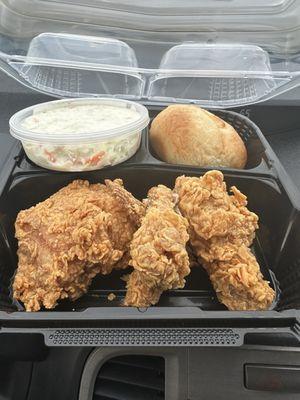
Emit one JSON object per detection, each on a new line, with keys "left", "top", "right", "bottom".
{"left": 175, "top": 170, "right": 275, "bottom": 310}
{"left": 124, "top": 185, "right": 190, "bottom": 307}
{"left": 13, "top": 179, "right": 144, "bottom": 311}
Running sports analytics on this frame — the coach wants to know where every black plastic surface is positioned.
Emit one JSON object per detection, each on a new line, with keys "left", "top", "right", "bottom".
{"left": 245, "top": 364, "right": 300, "bottom": 393}
{"left": 0, "top": 358, "right": 32, "bottom": 400}
{"left": 78, "top": 346, "right": 300, "bottom": 400}
{"left": 0, "top": 346, "right": 93, "bottom": 400}
{"left": 187, "top": 347, "right": 300, "bottom": 399}
{"left": 0, "top": 333, "right": 48, "bottom": 361}
{"left": 0, "top": 166, "right": 282, "bottom": 313}
{"left": 0, "top": 106, "right": 299, "bottom": 347}
{"left": 6, "top": 344, "right": 300, "bottom": 400}
{"left": 45, "top": 328, "right": 242, "bottom": 346}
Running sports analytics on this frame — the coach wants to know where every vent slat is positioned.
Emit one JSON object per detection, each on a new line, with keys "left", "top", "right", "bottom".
{"left": 93, "top": 379, "right": 164, "bottom": 400}
{"left": 93, "top": 395, "right": 116, "bottom": 400}
{"left": 93, "top": 356, "right": 165, "bottom": 400}
{"left": 109, "top": 355, "right": 164, "bottom": 372}
{"left": 97, "top": 363, "right": 164, "bottom": 391}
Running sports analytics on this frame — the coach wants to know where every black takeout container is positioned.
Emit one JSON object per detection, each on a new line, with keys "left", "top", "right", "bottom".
{"left": 0, "top": 107, "right": 300, "bottom": 347}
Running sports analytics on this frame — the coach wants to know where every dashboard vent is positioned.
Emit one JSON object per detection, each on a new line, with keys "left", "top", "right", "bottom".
{"left": 93, "top": 355, "right": 165, "bottom": 400}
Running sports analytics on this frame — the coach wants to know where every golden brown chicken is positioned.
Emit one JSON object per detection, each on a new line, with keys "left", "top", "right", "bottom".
{"left": 124, "top": 185, "right": 190, "bottom": 307}
{"left": 175, "top": 170, "right": 275, "bottom": 311}
{"left": 13, "top": 179, "right": 144, "bottom": 311}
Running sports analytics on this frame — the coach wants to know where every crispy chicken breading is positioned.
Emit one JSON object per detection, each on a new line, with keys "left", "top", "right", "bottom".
{"left": 13, "top": 179, "right": 144, "bottom": 311}
{"left": 175, "top": 170, "right": 275, "bottom": 310}
{"left": 124, "top": 185, "right": 190, "bottom": 307}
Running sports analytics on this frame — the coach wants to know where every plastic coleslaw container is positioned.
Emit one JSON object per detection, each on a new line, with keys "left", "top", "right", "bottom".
{"left": 9, "top": 98, "right": 149, "bottom": 171}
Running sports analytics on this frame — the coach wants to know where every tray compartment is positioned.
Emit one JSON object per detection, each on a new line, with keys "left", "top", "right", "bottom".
{"left": 275, "top": 211, "right": 300, "bottom": 311}
{"left": 0, "top": 165, "right": 291, "bottom": 314}
{"left": 147, "top": 109, "right": 273, "bottom": 171}
{"left": 12, "top": 107, "right": 277, "bottom": 176}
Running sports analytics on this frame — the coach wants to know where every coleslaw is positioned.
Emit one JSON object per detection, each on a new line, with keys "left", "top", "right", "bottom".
{"left": 10, "top": 98, "right": 149, "bottom": 171}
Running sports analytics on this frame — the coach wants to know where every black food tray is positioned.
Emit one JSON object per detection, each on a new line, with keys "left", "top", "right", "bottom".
{"left": 13, "top": 108, "right": 280, "bottom": 175}
{"left": 0, "top": 165, "right": 282, "bottom": 311}
{"left": 0, "top": 107, "right": 299, "bottom": 347}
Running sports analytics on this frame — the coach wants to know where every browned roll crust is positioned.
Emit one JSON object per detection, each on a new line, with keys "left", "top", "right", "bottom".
{"left": 149, "top": 105, "right": 247, "bottom": 169}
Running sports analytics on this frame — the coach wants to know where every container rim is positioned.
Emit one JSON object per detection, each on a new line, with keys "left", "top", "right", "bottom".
{"left": 9, "top": 98, "right": 150, "bottom": 144}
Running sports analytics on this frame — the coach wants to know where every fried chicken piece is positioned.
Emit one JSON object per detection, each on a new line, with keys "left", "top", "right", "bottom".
{"left": 124, "top": 185, "right": 190, "bottom": 307}
{"left": 13, "top": 179, "right": 144, "bottom": 311}
{"left": 175, "top": 170, "right": 275, "bottom": 311}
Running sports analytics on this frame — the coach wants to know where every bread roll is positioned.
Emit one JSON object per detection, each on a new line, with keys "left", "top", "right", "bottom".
{"left": 149, "top": 105, "right": 247, "bottom": 169}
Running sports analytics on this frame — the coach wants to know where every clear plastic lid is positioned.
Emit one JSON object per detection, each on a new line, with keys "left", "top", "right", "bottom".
{"left": 0, "top": 0, "right": 300, "bottom": 107}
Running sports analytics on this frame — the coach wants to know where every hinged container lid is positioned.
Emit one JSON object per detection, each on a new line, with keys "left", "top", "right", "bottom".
{"left": 0, "top": 0, "right": 300, "bottom": 107}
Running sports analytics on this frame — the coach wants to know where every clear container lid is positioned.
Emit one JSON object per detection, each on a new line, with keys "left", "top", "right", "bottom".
{"left": 0, "top": 0, "right": 300, "bottom": 108}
